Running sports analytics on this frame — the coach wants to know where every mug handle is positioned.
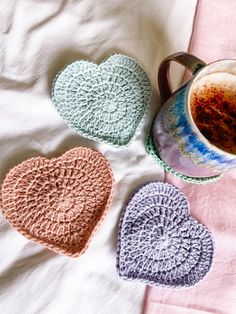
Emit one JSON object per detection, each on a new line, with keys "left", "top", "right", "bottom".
{"left": 158, "top": 52, "right": 206, "bottom": 103}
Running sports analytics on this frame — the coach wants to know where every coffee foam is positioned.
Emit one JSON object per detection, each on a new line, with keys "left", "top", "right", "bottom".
{"left": 192, "top": 72, "right": 236, "bottom": 96}
{"left": 189, "top": 72, "right": 236, "bottom": 155}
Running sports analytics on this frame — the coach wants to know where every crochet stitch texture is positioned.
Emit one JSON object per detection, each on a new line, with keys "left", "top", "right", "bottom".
{"left": 146, "top": 127, "right": 222, "bottom": 184}
{"left": 117, "top": 182, "right": 214, "bottom": 288}
{"left": 52, "top": 54, "right": 151, "bottom": 147}
{"left": 1, "top": 147, "right": 114, "bottom": 257}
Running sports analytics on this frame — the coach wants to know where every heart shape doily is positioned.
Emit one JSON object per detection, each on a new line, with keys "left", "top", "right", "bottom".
{"left": 1, "top": 147, "right": 114, "bottom": 257}
{"left": 52, "top": 54, "right": 151, "bottom": 146}
{"left": 117, "top": 182, "right": 214, "bottom": 288}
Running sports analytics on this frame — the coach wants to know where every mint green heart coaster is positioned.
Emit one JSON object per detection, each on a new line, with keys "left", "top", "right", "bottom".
{"left": 52, "top": 54, "right": 151, "bottom": 147}
{"left": 146, "top": 126, "right": 222, "bottom": 185}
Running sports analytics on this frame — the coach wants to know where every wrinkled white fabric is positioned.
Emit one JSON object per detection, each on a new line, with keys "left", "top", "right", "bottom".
{"left": 0, "top": 1, "right": 197, "bottom": 313}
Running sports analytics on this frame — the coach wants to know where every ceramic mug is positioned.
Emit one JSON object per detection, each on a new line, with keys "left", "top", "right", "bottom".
{"left": 153, "top": 52, "right": 236, "bottom": 177}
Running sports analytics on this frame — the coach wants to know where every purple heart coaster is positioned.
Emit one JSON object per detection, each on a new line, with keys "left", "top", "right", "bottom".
{"left": 117, "top": 182, "right": 214, "bottom": 288}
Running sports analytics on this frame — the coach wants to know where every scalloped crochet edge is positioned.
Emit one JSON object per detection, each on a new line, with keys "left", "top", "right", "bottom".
{"left": 1, "top": 147, "right": 115, "bottom": 258}
{"left": 51, "top": 53, "right": 152, "bottom": 149}
{"left": 145, "top": 126, "right": 223, "bottom": 184}
{"left": 116, "top": 181, "right": 215, "bottom": 289}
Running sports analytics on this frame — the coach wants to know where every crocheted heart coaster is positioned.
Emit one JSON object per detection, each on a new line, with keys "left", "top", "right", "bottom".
{"left": 52, "top": 54, "right": 151, "bottom": 147}
{"left": 1, "top": 147, "right": 114, "bottom": 257}
{"left": 117, "top": 182, "right": 214, "bottom": 288}
{"left": 146, "top": 126, "right": 222, "bottom": 184}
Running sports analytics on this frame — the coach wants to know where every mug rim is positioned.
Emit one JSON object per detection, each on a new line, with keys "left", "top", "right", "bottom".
{"left": 186, "top": 58, "right": 236, "bottom": 158}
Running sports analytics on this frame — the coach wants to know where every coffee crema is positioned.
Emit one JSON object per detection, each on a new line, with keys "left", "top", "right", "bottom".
{"left": 190, "top": 73, "right": 236, "bottom": 154}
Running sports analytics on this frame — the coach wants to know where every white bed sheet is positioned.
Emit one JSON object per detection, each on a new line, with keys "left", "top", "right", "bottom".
{"left": 0, "top": 1, "right": 197, "bottom": 313}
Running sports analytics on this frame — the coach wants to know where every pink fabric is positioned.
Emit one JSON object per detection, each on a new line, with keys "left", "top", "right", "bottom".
{"left": 144, "top": 1, "right": 236, "bottom": 313}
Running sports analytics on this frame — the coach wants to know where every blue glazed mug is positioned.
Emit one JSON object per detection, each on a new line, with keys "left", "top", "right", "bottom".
{"left": 153, "top": 52, "right": 236, "bottom": 177}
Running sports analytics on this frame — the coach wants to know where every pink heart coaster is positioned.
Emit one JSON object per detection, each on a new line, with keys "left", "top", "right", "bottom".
{"left": 1, "top": 147, "right": 114, "bottom": 257}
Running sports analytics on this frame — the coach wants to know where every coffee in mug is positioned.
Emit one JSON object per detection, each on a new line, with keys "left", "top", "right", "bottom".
{"left": 152, "top": 52, "right": 236, "bottom": 179}
{"left": 190, "top": 72, "right": 236, "bottom": 154}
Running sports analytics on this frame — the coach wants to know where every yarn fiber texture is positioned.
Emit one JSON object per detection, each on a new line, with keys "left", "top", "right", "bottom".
{"left": 1, "top": 147, "right": 114, "bottom": 257}
{"left": 146, "top": 127, "right": 222, "bottom": 184}
{"left": 117, "top": 182, "right": 214, "bottom": 288}
{"left": 52, "top": 54, "right": 151, "bottom": 147}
